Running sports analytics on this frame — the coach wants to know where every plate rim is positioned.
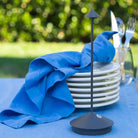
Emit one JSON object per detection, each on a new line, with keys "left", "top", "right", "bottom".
{"left": 67, "top": 76, "right": 121, "bottom": 87}
{"left": 71, "top": 87, "right": 120, "bottom": 97}
{"left": 67, "top": 71, "right": 120, "bottom": 82}
{"left": 73, "top": 62, "right": 120, "bottom": 76}
{"left": 75, "top": 96, "right": 119, "bottom": 108}
{"left": 73, "top": 92, "right": 119, "bottom": 103}
{"left": 69, "top": 82, "right": 120, "bottom": 92}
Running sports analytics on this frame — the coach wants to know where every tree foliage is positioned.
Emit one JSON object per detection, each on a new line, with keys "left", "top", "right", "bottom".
{"left": 0, "top": 0, "right": 137, "bottom": 42}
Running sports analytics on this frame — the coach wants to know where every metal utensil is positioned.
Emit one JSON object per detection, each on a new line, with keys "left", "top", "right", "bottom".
{"left": 110, "top": 11, "right": 121, "bottom": 64}
{"left": 124, "top": 17, "right": 136, "bottom": 48}
{"left": 116, "top": 17, "right": 125, "bottom": 47}
{"left": 121, "top": 17, "right": 136, "bottom": 83}
{"left": 116, "top": 17, "right": 125, "bottom": 82}
{"left": 110, "top": 11, "right": 120, "bottom": 49}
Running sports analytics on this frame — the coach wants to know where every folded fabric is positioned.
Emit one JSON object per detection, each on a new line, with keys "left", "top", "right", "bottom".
{"left": 0, "top": 31, "right": 116, "bottom": 128}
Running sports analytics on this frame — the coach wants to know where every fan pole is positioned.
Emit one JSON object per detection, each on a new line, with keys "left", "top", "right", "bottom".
{"left": 86, "top": 10, "right": 99, "bottom": 112}
{"left": 90, "top": 18, "right": 94, "bottom": 112}
{"left": 70, "top": 10, "right": 114, "bottom": 135}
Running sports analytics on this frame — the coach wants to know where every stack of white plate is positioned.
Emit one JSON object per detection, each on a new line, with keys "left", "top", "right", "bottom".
{"left": 66, "top": 62, "right": 120, "bottom": 109}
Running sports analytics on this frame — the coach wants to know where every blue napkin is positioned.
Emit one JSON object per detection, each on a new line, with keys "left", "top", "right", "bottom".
{"left": 0, "top": 31, "right": 116, "bottom": 128}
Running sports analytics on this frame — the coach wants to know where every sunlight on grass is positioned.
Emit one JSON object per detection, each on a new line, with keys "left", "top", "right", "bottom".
{"left": 131, "top": 44, "right": 138, "bottom": 67}
{"left": 0, "top": 42, "right": 84, "bottom": 58}
{"left": 0, "top": 42, "right": 84, "bottom": 78}
{"left": 0, "top": 42, "right": 138, "bottom": 78}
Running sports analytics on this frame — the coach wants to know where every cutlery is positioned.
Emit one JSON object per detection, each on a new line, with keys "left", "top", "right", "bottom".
{"left": 121, "top": 17, "right": 136, "bottom": 83}
{"left": 124, "top": 17, "right": 136, "bottom": 48}
{"left": 110, "top": 11, "right": 120, "bottom": 49}
{"left": 116, "top": 17, "right": 125, "bottom": 82}
{"left": 110, "top": 11, "right": 121, "bottom": 65}
{"left": 116, "top": 17, "right": 125, "bottom": 48}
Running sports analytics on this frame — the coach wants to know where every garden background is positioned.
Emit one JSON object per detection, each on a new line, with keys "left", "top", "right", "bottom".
{"left": 0, "top": 0, "right": 138, "bottom": 77}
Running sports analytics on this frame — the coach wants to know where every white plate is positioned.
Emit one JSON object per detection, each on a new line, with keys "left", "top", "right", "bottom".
{"left": 75, "top": 96, "right": 119, "bottom": 108}
{"left": 73, "top": 92, "right": 119, "bottom": 103}
{"left": 73, "top": 62, "right": 120, "bottom": 76}
{"left": 69, "top": 82, "right": 120, "bottom": 93}
{"left": 71, "top": 87, "right": 120, "bottom": 98}
{"left": 67, "top": 76, "right": 120, "bottom": 87}
{"left": 94, "top": 71, "right": 120, "bottom": 81}
{"left": 67, "top": 71, "right": 120, "bottom": 82}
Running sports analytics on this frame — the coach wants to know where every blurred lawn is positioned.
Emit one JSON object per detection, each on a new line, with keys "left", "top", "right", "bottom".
{"left": 0, "top": 42, "right": 138, "bottom": 78}
{"left": 0, "top": 42, "right": 83, "bottom": 78}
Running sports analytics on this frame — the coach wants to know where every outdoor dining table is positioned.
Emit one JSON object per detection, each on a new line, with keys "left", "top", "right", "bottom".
{"left": 0, "top": 78, "right": 138, "bottom": 138}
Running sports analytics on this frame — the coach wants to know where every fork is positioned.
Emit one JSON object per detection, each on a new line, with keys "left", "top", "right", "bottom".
{"left": 120, "top": 17, "right": 136, "bottom": 83}
{"left": 124, "top": 17, "right": 136, "bottom": 48}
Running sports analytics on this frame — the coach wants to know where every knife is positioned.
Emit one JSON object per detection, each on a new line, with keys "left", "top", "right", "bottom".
{"left": 110, "top": 11, "right": 120, "bottom": 49}
{"left": 111, "top": 11, "right": 125, "bottom": 82}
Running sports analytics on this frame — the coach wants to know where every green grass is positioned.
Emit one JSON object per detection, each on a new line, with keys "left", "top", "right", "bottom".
{"left": 131, "top": 45, "right": 138, "bottom": 66}
{"left": 0, "top": 42, "right": 84, "bottom": 78}
{"left": 0, "top": 42, "right": 138, "bottom": 78}
{"left": 0, "top": 42, "right": 84, "bottom": 58}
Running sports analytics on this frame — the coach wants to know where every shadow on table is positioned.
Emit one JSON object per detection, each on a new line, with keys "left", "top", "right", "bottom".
{"left": 0, "top": 57, "right": 34, "bottom": 78}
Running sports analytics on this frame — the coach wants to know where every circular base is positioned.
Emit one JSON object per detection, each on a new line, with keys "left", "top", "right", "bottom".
{"left": 70, "top": 112, "right": 113, "bottom": 135}
{"left": 72, "top": 126, "right": 112, "bottom": 135}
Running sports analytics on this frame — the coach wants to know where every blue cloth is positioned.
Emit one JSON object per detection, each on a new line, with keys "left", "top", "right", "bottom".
{"left": 0, "top": 79, "right": 138, "bottom": 138}
{"left": 0, "top": 31, "right": 116, "bottom": 128}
